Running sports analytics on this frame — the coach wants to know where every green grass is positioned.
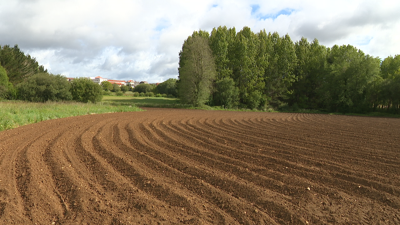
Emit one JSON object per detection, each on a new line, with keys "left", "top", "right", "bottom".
{"left": 102, "top": 95, "right": 400, "bottom": 118}
{"left": 0, "top": 100, "right": 142, "bottom": 131}
{"left": 102, "top": 96, "right": 186, "bottom": 108}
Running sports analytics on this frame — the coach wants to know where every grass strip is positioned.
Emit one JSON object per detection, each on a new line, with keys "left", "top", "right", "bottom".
{"left": 0, "top": 101, "right": 142, "bottom": 131}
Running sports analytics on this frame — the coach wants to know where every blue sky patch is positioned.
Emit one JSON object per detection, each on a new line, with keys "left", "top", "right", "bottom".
{"left": 356, "top": 36, "right": 373, "bottom": 46}
{"left": 251, "top": 4, "right": 260, "bottom": 14}
{"left": 251, "top": 6, "right": 295, "bottom": 20}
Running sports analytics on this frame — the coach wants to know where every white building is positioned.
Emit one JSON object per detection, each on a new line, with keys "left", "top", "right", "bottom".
{"left": 92, "top": 76, "right": 108, "bottom": 85}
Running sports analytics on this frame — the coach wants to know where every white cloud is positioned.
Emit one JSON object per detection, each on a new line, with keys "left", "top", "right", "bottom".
{"left": 1, "top": 0, "right": 400, "bottom": 82}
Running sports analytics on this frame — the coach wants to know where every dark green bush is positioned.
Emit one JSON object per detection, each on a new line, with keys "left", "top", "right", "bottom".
{"left": 70, "top": 77, "right": 103, "bottom": 103}
{"left": 17, "top": 73, "right": 72, "bottom": 102}
{"left": 133, "top": 84, "right": 154, "bottom": 93}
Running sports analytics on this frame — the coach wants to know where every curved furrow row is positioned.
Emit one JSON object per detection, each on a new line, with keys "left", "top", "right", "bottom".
{"left": 182, "top": 116, "right": 399, "bottom": 194}
{"left": 242, "top": 116, "right": 400, "bottom": 183}
{"left": 122, "top": 120, "right": 287, "bottom": 224}
{"left": 92, "top": 120, "right": 211, "bottom": 224}
{"left": 257, "top": 115, "right": 400, "bottom": 153}
{"left": 237, "top": 117, "right": 400, "bottom": 172}
{"left": 1, "top": 109, "right": 400, "bottom": 224}
{"left": 217, "top": 116, "right": 400, "bottom": 197}
{"left": 172, "top": 114, "right": 400, "bottom": 207}
{"left": 217, "top": 116, "right": 400, "bottom": 174}
{"left": 172, "top": 116, "right": 400, "bottom": 205}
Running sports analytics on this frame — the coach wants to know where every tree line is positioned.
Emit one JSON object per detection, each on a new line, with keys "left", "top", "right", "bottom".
{"left": 0, "top": 45, "right": 102, "bottom": 103}
{"left": 178, "top": 26, "right": 400, "bottom": 113}
{"left": 0, "top": 44, "right": 178, "bottom": 102}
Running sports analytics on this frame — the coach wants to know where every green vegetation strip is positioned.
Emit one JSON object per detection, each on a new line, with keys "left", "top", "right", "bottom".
{"left": 0, "top": 101, "right": 142, "bottom": 131}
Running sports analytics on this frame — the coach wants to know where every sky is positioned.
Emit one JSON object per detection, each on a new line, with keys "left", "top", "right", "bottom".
{"left": 1, "top": 0, "right": 400, "bottom": 83}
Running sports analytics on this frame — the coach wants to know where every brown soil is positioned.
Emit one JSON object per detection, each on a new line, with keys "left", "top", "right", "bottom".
{"left": 0, "top": 108, "right": 399, "bottom": 224}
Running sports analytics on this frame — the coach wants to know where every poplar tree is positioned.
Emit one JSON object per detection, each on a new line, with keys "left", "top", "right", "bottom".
{"left": 178, "top": 34, "right": 216, "bottom": 106}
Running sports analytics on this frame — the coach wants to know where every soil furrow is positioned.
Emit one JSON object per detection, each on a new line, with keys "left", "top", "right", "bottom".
{"left": 1, "top": 109, "right": 399, "bottom": 224}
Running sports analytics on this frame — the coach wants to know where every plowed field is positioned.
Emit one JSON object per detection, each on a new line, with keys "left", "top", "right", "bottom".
{"left": 0, "top": 108, "right": 399, "bottom": 224}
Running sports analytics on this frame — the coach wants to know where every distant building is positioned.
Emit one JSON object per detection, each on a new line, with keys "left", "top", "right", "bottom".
{"left": 108, "top": 79, "right": 128, "bottom": 86}
{"left": 66, "top": 76, "right": 143, "bottom": 87}
{"left": 92, "top": 76, "right": 108, "bottom": 85}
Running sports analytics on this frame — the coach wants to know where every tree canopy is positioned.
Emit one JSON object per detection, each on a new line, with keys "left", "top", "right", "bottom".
{"left": 133, "top": 83, "right": 154, "bottom": 93}
{"left": 178, "top": 26, "right": 399, "bottom": 113}
{"left": 0, "top": 45, "right": 47, "bottom": 85}
{"left": 17, "top": 73, "right": 72, "bottom": 102}
{"left": 178, "top": 34, "right": 216, "bottom": 106}
{"left": 70, "top": 78, "right": 103, "bottom": 103}
{"left": 155, "top": 78, "right": 178, "bottom": 97}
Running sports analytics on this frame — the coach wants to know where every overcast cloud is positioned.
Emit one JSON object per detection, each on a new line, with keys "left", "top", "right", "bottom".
{"left": 1, "top": 0, "right": 399, "bottom": 82}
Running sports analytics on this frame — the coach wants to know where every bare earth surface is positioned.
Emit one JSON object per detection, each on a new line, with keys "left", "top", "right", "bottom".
{"left": 0, "top": 108, "right": 399, "bottom": 224}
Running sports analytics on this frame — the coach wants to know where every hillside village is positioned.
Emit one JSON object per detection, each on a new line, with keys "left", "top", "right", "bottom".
{"left": 66, "top": 76, "right": 154, "bottom": 88}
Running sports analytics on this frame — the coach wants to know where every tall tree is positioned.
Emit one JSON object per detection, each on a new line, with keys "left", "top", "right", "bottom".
{"left": 209, "top": 26, "right": 232, "bottom": 80}
{"left": 290, "top": 38, "right": 327, "bottom": 109}
{"left": 0, "top": 45, "right": 47, "bottom": 85}
{"left": 231, "top": 27, "right": 264, "bottom": 108}
{"left": 320, "top": 45, "right": 380, "bottom": 112}
{"left": 263, "top": 32, "right": 297, "bottom": 108}
{"left": 178, "top": 34, "right": 216, "bottom": 106}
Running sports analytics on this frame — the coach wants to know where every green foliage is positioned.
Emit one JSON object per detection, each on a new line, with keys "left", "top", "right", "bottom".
{"left": 132, "top": 92, "right": 139, "bottom": 97}
{"left": 317, "top": 45, "right": 380, "bottom": 113}
{"left": 155, "top": 78, "right": 177, "bottom": 97}
{"left": 120, "top": 84, "right": 129, "bottom": 93}
{"left": 0, "top": 65, "right": 10, "bottom": 99}
{"left": 213, "top": 77, "right": 239, "bottom": 108}
{"left": 262, "top": 32, "right": 297, "bottom": 108}
{"left": 0, "top": 45, "right": 47, "bottom": 85}
{"left": 101, "top": 81, "right": 113, "bottom": 91}
{"left": 116, "top": 91, "right": 123, "bottom": 96}
{"left": 133, "top": 84, "right": 154, "bottom": 93}
{"left": 0, "top": 101, "right": 142, "bottom": 131}
{"left": 102, "top": 90, "right": 112, "bottom": 96}
{"left": 178, "top": 34, "right": 216, "bottom": 106}
{"left": 0, "top": 64, "right": 8, "bottom": 86}
{"left": 70, "top": 78, "right": 103, "bottom": 103}
{"left": 209, "top": 26, "right": 233, "bottom": 80}
{"left": 16, "top": 73, "right": 72, "bottom": 102}
{"left": 179, "top": 26, "right": 398, "bottom": 114}
{"left": 112, "top": 83, "right": 121, "bottom": 92}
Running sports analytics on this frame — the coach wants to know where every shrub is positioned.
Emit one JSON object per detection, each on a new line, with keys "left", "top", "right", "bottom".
{"left": 133, "top": 84, "right": 154, "bottom": 93}
{"left": 17, "top": 73, "right": 72, "bottom": 102}
{"left": 213, "top": 77, "right": 239, "bottom": 109}
{"left": 139, "top": 92, "right": 145, "bottom": 97}
{"left": 112, "top": 83, "right": 121, "bottom": 92}
{"left": 155, "top": 78, "right": 177, "bottom": 97}
{"left": 132, "top": 92, "right": 139, "bottom": 97}
{"left": 120, "top": 85, "right": 129, "bottom": 93}
{"left": 155, "top": 93, "right": 162, "bottom": 97}
{"left": 70, "top": 77, "right": 103, "bottom": 103}
{"left": 102, "top": 90, "right": 112, "bottom": 96}
{"left": 0, "top": 65, "right": 15, "bottom": 99}
{"left": 116, "top": 91, "right": 123, "bottom": 96}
